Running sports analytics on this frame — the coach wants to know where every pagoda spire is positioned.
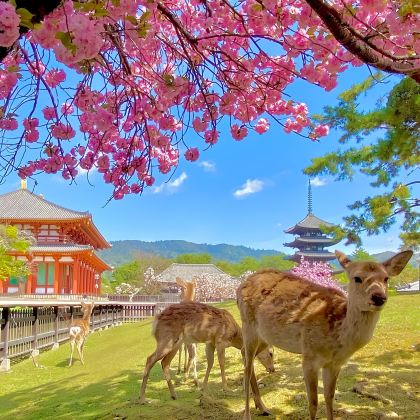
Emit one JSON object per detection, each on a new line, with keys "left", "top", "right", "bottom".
{"left": 308, "top": 178, "right": 313, "bottom": 214}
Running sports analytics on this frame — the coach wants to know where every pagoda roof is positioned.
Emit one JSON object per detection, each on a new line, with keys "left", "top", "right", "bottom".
{"left": 0, "top": 188, "right": 110, "bottom": 249}
{"left": 285, "top": 213, "right": 336, "bottom": 234}
{"left": 284, "top": 237, "right": 340, "bottom": 247}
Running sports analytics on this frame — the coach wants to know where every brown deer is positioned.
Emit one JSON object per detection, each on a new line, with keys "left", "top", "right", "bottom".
{"left": 175, "top": 277, "right": 197, "bottom": 378}
{"left": 68, "top": 301, "right": 95, "bottom": 367}
{"left": 237, "top": 250, "right": 412, "bottom": 420}
{"left": 139, "top": 301, "right": 274, "bottom": 403}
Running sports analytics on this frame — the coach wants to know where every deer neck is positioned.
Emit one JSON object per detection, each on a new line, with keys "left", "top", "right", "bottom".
{"left": 338, "top": 301, "right": 380, "bottom": 358}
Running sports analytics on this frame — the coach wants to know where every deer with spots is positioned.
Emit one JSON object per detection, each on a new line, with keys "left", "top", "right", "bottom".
{"left": 68, "top": 301, "right": 95, "bottom": 367}
{"left": 237, "top": 250, "right": 412, "bottom": 420}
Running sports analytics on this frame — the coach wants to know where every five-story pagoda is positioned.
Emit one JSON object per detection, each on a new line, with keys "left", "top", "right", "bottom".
{"left": 284, "top": 180, "right": 340, "bottom": 263}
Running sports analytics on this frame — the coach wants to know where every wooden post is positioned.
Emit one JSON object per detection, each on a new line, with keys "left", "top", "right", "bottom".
{"left": 32, "top": 307, "right": 39, "bottom": 351}
{"left": 0, "top": 308, "right": 11, "bottom": 371}
{"left": 52, "top": 306, "right": 59, "bottom": 350}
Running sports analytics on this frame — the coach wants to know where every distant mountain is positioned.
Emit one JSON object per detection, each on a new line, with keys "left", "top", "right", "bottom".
{"left": 98, "top": 240, "right": 282, "bottom": 267}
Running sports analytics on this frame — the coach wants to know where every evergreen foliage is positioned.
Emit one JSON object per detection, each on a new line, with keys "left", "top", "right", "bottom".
{"left": 305, "top": 76, "right": 419, "bottom": 248}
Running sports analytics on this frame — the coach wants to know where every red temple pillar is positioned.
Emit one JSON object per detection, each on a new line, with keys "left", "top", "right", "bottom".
{"left": 73, "top": 258, "right": 80, "bottom": 294}
{"left": 54, "top": 257, "right": 60, "bottom": 294}
{"left": 0, "top": 279, "right": 3, "bottom": 294}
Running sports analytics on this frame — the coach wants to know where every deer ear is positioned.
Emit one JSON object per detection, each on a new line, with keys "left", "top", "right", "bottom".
{"left": 335, "top": 250, "right": 351, "bottom": 268}
{"left": 383, "top": 250, "right": 413, "bottom": 276}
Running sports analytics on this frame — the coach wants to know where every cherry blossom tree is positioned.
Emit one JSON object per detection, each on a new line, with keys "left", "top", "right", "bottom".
{"left": 0, "top": 0, "right": 418, "bottom": 199}
{"left": 114, "top": 281, "right": 140, "bottom": 301}
{"left": 291, "top": 256, "right": 345, "bottom": 292}
{"left": 191, "top": 273, "right": 241, "bottom": 301}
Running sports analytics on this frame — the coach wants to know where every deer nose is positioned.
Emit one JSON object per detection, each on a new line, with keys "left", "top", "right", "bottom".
{"left": 371, "top": 293, "right": 387, "bottom": 306}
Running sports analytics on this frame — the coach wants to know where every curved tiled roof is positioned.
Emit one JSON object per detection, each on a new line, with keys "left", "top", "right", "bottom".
{"left": 157, "top": 263, "right": 230, "bottom": 283}
{"left": 284, "top": 237, "right": 340, "bottom": 247}
{"left": 285, "top": 213, "right": 335, "bottom": 233}
{"left": 29, "top": 244, "right": 93, "bottom": 253}
{"left": 0, "top": 188, "right": 89, "bottom": 220}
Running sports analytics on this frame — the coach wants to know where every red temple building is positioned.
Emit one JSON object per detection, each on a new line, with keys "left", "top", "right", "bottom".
{"left": 0, "top": 181, "right": 111, "bottom": 295}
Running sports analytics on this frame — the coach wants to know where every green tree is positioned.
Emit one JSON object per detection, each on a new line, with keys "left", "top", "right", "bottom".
{"left": 351, "top": 248, "right": 373, "bottom": 261}
{"left": 0, "top": 225, "right": 32, "bottom": 281}
{"left": 175, "top": 253, "right": 212, "bottom": 264}
{"left": 259, "top": 255, "right": 295, "bottom": 271}
{"left": 110, "top": 261, "right": 143, "bottom": 290}
{"left": 305, "top": 75, "right": 419, "bottom": 249}
{"left": 108, "top": 253, "right": 172, "bottom": 292}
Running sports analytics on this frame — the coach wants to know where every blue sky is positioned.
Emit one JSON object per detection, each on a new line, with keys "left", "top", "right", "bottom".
{"left": 0, "top": 66, "right": 407, "bottom": 255}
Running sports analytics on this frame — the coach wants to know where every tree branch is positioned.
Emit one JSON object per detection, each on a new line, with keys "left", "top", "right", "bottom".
{"left": 304, "top": 0, "right": 420, "bottom": 82}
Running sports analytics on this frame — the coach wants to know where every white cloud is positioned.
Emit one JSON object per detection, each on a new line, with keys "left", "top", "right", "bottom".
{"left": 233, "top": 179, "right": 264, "bottom": 198}
{"left": 199, "top": 161, "right": 216, "bottom": 172}
{"left": 311, "top": 176, "right": 327, "bottom": 187}
{"left": 153, "top": 172, "right": 188, "bottom": 194}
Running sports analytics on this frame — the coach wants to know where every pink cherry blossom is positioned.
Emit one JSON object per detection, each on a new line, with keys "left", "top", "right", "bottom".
{"left": 0, "top": 0, "right": 417, "bottom": 199}
{"left": 184, "top": 148, "right": 200, "bottom": 162}
{"left": 0, "top": 2, "right": 20, "bottom": 47}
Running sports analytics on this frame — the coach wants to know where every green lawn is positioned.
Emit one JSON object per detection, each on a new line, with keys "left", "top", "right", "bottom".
{"left": 1, "top": 295, "right": 419, "bottom": 419}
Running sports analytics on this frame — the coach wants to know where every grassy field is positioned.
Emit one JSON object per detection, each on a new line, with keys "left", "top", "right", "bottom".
{"left": 1, "top": 294, "right": 419, "bottom": 419}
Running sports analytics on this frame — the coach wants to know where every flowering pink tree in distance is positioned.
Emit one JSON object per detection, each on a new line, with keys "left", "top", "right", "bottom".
{"left": 0, "top": 0, "right": 418, "bottom": 199}
{"left": 291, "top": 256, "right": 345, "bottom": 293}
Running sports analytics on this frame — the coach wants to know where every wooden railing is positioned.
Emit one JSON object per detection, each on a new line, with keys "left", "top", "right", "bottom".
{"left": 0, "top": 300, "right": 171, "bottom": 371}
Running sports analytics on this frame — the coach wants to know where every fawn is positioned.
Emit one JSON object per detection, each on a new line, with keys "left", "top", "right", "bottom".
{"left": 139, "top": 301, "right": 274, "bottom": 403}
{"left": 68, "top": 301, "right": 95, "bottom": 367}
{"left": 237, "top": 250, "right": 412, "bottom": 420}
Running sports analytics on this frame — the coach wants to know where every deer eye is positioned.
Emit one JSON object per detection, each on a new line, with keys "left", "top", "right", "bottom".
{"left": 354, "top": 276, "right": 363, "bottom": 283}
{"left": 384, "top": 277, "right": 389, "bottom": 283}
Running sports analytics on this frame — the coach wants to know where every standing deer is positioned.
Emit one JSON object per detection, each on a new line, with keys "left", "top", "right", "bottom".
{"left": 175, "top": 277, "right": 197, "bottom": 378}
{"left": 237, "top": 250, "right": 412, "bottom": 420}
{"left": 68, "top": 301, "right": 95, "bottom": 367}
{"left": 139, "top": 301, "right": 274, "bottom": 404}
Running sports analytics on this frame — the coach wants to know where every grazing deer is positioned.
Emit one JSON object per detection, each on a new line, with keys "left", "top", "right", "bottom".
{"left": 68, "top": 301, "right": 95, "bottom": 367}
{"left": 237, "top": 250, "right": 412, "bottom": 420}
{"left": 139, "top": 301, "right": 274, "bottom": 403}
{"left": 175, "top": 277, "right": 197, "bottom": 378}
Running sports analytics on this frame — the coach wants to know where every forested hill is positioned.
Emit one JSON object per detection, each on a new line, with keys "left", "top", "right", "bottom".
{"left": 98, "top": 240, "right": 281, "bottom": 266}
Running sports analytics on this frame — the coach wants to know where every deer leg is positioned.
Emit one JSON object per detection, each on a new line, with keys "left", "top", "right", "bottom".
{"left": 216, "top": 345, "right": 229, "bottom": 392}
{"left": 322, "top": 364, "right": 340, "bottom": 420}
{"left": 243, "top": 334, "right": 269, "bottom": 420}
{"left": 68, "top": 339, "right": 75, "bottom": 367}
{"left": 185, "top": 344, "right": 198, "bottom": 386}
{"left": 139, "top": 341, "right": 175, "bottom": 404}
{"left": 161, "top": 347, "right": 180, "bottom": 400}
{"left": 202, "top": 342, "right": 215, "bottom": 393}
{"left": 177, "top": 346, "right": 182, "bottom": 375}
{"left": 76, "top": 339, "right": 85, "bottom": 365}
{"left": 183, "top": 344, "right": 188, "bottom": 374}
{"left": 302, "top": 359, "right": 320, "bottom": 420}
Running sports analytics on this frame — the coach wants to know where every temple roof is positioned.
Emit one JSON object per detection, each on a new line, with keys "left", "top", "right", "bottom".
{"left": 285, "top": 213, "right": 336, "bottom": 234}
{"left": 0, "top": 187, "right": 110, "bottom": 249}
{"left": 0, "top": 188, "right": 89, "bottom": 220}
{"left": 157, "top": 263, "right": 231, "bottom": 283}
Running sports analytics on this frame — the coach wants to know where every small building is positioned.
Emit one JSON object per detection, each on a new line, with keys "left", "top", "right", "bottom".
{"left": 284, "top": 180, "right": 340, "bottom": 263}
{"left": 157, "top": 263, "right": 231, "bottom": 292}
{"left": 0, "top": 181, "right": 111, "bottom": 295}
